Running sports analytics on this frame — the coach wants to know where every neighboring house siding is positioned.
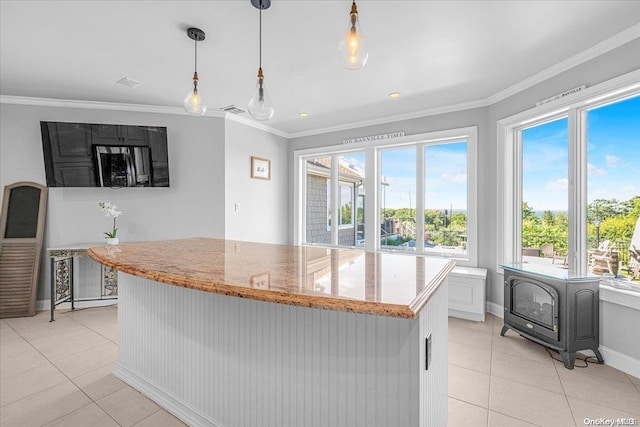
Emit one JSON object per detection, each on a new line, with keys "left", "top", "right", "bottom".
{"left": 306, "top": 174, "right": 330, "bottom": 244}
{"left": 306, "top": 174, "right": 355, "bottom": 246}
{"left": 338, "top": 228, "right": 356, "bottom": 246}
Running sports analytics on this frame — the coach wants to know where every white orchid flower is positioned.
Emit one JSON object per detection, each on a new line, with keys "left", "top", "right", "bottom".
{"left": 98, "top": 202, "right": 124, "bottom": 239}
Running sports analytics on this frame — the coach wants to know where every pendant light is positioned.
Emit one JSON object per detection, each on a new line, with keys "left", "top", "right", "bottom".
{"left": 184, "top": 27, "right": 207, "bottom": 115}
{"left": 248, "top": 0, "right": 275, "bottom": 121}
{"left": 338, "top": 0, "right": 369, "bottom": 70}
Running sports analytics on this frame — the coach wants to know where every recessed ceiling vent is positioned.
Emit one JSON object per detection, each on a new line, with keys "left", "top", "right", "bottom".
{"left": 220, "top": 105, "right": 246, "bottom": 114}
{"left": 116, "top": 77, "right": 142, "bottom": 89}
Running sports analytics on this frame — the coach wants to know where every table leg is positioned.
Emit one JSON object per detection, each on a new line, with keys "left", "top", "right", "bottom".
{"left": 70, "top": 257, "right": 75, "bottom": 311}
{"left": 50, "top": 258, "right": 55, "bottom": 322}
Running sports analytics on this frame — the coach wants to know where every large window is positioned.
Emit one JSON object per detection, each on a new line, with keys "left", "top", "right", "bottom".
{"left": 295, "top": 127, "right": 478, "bottom": 266}
{"left": 425, "top": 141, "right": 468, "bottom": 256}
{"left": 520, "top": 118, "right": 569, "bottom": 265}
{"left": 380, "top": 147, "right": 417, "bottom": 249}
{"left": 499, "top": 76, "right": 640, "bottom": 279}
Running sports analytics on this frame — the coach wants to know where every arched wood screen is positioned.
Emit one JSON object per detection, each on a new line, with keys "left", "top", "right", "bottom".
{"left": 0, "top": 182, "right": 48, "bottom": 318}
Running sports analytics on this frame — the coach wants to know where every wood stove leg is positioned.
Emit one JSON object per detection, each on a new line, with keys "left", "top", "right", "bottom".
{"left": 500, "top": 325, "right": 510, "bottom": 336}
{"left": 560, "top": 351, "right": 576, "bottom": 369}
{"left": 592, "top": 348, "right": 604, "bottom": 364}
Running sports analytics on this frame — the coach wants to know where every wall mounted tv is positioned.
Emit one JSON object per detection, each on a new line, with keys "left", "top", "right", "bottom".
{"left": 40, "top": 122, "right": 170, "bottom": 188}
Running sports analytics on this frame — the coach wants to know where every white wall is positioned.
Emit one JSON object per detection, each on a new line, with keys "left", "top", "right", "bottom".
{"left": 0, "top": 103, "right": 226, "bottom": 299}
{"left": 224, "top": 119, "right": 289, "bottom": 244}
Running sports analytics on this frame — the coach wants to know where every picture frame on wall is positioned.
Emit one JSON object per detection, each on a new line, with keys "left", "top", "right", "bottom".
{"left": 251, "top": 156, "right": 271, "bottom": 180}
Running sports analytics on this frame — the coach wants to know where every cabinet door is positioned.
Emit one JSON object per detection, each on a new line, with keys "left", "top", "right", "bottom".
{"left": 147, "top": 127, "right": 169, "bottom": 186}
{"left": 148, "top": 127, "right": 168, "bottom": 162}
{"left": 49, "top": 123, "right": 92, "bottom": 161}
{"left": 92, "top": 124, "right": 122, "bottom": 145}
{"left": 54, "top": 163, "right": 96, "bottom": 187}
{"left": 122, "top": 126, "right": 148, "bottom": 146}
{"left": 92, "top": 124, "right": 148, "bottom": 146}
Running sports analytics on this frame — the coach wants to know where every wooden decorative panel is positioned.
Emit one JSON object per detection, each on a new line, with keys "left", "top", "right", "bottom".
{"left": 0, "top": 182, "right": 47, "bottom": 318}
{"left": 0, "top": 241, "right": 37, "bottom": 317}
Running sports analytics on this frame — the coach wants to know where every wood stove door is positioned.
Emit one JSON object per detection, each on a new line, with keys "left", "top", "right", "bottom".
{"left": 505, "top": 276, "right": 559, "bottom": 342}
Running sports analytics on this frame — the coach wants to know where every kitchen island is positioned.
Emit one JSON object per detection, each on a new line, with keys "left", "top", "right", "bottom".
{"left": 89, "top": 238, "right": 454, "bottom": 427}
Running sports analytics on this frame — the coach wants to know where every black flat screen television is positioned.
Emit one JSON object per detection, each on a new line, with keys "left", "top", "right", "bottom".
{"left": 40, "top": 122, "right": 170, "bottom": 187}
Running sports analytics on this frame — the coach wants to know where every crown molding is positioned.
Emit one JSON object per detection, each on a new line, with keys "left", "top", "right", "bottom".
{"left": 289, "top": 99, "right": 489, "bottom": 139}
{"left": 223, "top": 112, "right": 290, "bottom": 139}
{"left": 0, "top": 95, "right": 228, "bottom": 118}
{"left": 486, "top": 23, "right": 640, "bottom": 105}
{"left": 0, "top": 95, "right": 290, "bottom": 139}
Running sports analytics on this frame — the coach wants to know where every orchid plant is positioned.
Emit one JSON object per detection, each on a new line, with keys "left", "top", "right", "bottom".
{"left": 98, "top": 202, "right": 123, "bottom": 238}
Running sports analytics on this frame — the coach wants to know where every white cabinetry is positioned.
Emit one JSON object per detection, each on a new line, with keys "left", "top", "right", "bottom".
{"left": 448, "top": 266, "right": 487, "bottom": 322}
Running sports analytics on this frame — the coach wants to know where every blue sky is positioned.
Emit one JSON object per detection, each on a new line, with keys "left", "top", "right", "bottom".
{"left": 523, "top": 95, "right": 640, "bottom": 211}
{"left": 378, "top": 143, "right": 468, "bottom": 210}
{"left": 342, "top": 142, "right": 468, "bottom": 210}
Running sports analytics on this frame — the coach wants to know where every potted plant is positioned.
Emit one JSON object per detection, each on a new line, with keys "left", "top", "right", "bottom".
{"left": 98, "top": 202, "right": 123, "bottom": 245}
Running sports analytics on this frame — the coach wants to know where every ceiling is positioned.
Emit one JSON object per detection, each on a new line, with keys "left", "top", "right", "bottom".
{"left": 2, "top": 1, "right": 640, "bottom": 137}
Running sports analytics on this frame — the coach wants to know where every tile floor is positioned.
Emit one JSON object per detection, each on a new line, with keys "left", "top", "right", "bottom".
{"left": 1, "top": 306, "right": 639, "bottom": 427}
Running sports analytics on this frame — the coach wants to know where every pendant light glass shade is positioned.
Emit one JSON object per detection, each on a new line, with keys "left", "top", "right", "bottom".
{"left": 248, "top": 68, "right": 275, "bottom": 121}
{"left": 338, "top": 1, "right": 368, "bottom": 70}
{"left": 248, "top": 0, "right": 275, "bottom": 121}
{"left": 184, "top": 72, "right": 207, "bottom": 115}
{"left": 184, "top": 28, "right": 207, "bottom": 115}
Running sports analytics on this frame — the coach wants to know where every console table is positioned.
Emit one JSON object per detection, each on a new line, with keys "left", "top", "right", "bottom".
{"left": 48, "top": 243, "right": 118, "bottom": 321}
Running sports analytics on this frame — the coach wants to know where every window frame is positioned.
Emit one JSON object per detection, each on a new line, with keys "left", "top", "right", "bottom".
{"left": 326, "top": 179, "right": 356, "bottom": 230}
{"left": 294, "top": 126, "right": 478, "bottom": 267}
{"left": 497, "top": 70, "right": 640, "bottom": 274}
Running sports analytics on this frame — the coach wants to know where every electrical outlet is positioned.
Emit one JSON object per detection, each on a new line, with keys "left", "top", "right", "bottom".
{"left": 425, "top": 333, "right": 432, "bottom": 370}
{"left": 234, "top": 202, "right": 240, "bottom": 213}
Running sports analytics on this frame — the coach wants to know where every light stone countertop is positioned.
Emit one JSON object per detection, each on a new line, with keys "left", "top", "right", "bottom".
{"left": 88, "top": 237, "right": 455, "bottom": 318}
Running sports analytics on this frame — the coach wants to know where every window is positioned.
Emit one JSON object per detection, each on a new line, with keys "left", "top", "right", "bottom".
{"left": 425, "top": 141, "right": 468, "bottom": 258}
{"left": 326, "top": 180, "right": 355, "bottom": 228}
{"left": 498, "top": 75, "right": 640, "bottom": 279}
{"left": 380, "top": 146, "right": 416, "bottom": 249}
{"left": 586, "top": 97, "right": 640, "bottom": 276}
{"left": 305, "top": 156, "right": 332, "bottom": 245}
{"left": 520, "top": 118, "right": 569, "bottom": 265}
{"left": 295, "top": 127, "right": 477, "bottom": 266}
{"left": 305, "top": 153, "right": 364, "bottom": 247}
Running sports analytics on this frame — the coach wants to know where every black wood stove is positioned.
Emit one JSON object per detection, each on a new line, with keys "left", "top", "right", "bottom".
{"left": 501, "top": 263, "right": 604, "bottom": 369}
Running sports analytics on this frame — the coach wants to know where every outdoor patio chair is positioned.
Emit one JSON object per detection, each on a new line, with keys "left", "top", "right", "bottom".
{"left": 589, "top": 246, "right": 619, "bottom": 276}
{"left": 540, "top": 243, "right": 565, "bottom": 264}
{"left": 597, "top": 240, "right": 611, "bottom": 251}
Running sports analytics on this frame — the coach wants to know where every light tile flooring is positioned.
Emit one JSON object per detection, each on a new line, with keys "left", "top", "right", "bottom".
{"left": 1, "top": 307, "right": 639, "bottom": 427}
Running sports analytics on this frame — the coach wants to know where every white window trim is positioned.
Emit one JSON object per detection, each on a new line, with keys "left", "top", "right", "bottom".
{"left": 294, "top": 126, "right": 478, "bottom": 267}
{"left": 497, "top": 69, "right": 640, "bottom": 273}
{"left": 326, "top": 180, "right": 356, "bottom": 231}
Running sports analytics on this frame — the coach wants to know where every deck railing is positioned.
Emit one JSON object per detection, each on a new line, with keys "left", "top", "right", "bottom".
{"left": 522, "top": 234, "right": 632, "bottom": 266}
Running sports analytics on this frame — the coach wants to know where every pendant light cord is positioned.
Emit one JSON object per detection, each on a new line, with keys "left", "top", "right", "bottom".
{"left": 194, "top": 38, "right": 198, "bottom": 74}
{"left": 259, "top": 1, "right": 262, "bottom": 68}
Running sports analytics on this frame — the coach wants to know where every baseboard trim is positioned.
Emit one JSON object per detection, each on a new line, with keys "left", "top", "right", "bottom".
{"left": 36, "top": 299, "right": 118, "bottom": 312}
{"left": 598, "top": 346, "right": 640, "bottom": 379}
{"left": 486, "top": 301, "right": 639, "bottom": 378}
{"left": 113, "top": 362, "right": 221, "bottom": 427}
{"left": 486, "top": 302, "right": 503, "bottom": 318}
{"left": 449, "top": 309, "right": 485, "bottom": 322}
